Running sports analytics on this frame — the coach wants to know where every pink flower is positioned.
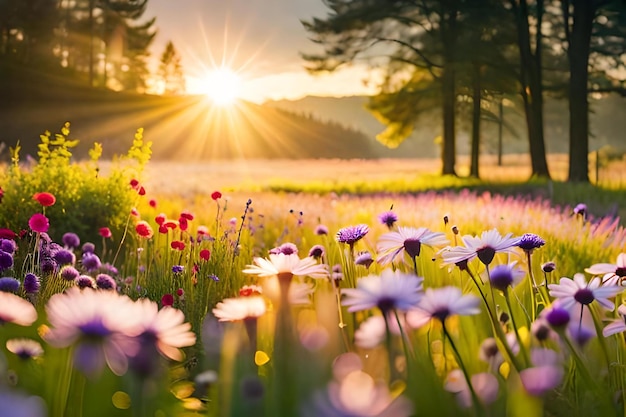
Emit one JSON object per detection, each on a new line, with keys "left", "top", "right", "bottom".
{"left": 28, "top": 213, "right": 49, "bottom": 233}
{"left": 33, "top": 192, "right": 56, "bottom": 207}
{"left": 99, "top": 227, "right": 112, "bottom": 239}
{"left": 161, "top": 294, "right": 174, "bottom": 307}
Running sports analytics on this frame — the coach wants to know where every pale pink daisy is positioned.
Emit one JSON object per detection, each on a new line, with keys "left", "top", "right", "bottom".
{"left": 406, "top": 286, "right": 481, "bottom": 328}
{"left": 444, "top": 369, "right": 499, "bottom": 408}
{"left": 129, "top": 298, "right": 196, "bottom": 361}
{"left": 6, "top": 338, "right": 44, "bottom": 359}
{"left": 440, "top": 229, "right": 521, "bottom": 266}
{"left": 353, "top": 314, "right": 405, "bottom": 349}
{"left": 376, "top": 226, "right": 449, "bottom": 266}
{"left": 212, "top": 296, "right": 267, "bottom": 322}
{"left": 341, "top": 269, "right": 424, "bottom": 314}
{"left": 585, "top": 253, "right": 626, "bottom": 286}
{"left": 0, "top": 292, "right": 37, "bottom": 326}
{"left": 43, "top": 288, "right": 139, "bottom": 376}
{"left": 602, "top": 304, "right": 626, "bottom": 337}
{"left": 243, "top": 252, "right": 329, "bottom": 280}
{"left": 548, "top": 273, "right": 622, "bottom": 312}
{"left": 519, "top": 348, "right": 564, "bottom": 396}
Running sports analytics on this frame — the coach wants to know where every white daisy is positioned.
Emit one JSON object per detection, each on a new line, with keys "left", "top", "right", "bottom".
{"left": 585, "top": 253, "right": 626, "bottom": 286}
{"left": 548, "top": 273, "right": 622, "bottom": 312}
{"left": 341, "top": 269, "right": 424, "bottom": 314}
{"left": 406, "top": 286, "right": 481, "bottom": 328}
{"left": 602, "top": 304, "right": 626, "bottom": 337}
{"left": 243, "top": 252, "right": 329, "bottom": 279}
{"left": 440, "top": 229, "right": 521, "bottom": 266}
{"left": 212, "top": 296, "right": 267, "bottom": 322}
{"left": 376, "top": 226, "right": 449, "bottom": 266}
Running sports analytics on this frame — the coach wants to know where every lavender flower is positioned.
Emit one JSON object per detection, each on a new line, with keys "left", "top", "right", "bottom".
{"left": 0, "top": 277, "right": 20, "bottom": 293}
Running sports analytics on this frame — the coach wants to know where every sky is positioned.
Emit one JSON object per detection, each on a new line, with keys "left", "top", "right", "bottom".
{"left": 146, "top": 0, "right": 379, "bottom": 103}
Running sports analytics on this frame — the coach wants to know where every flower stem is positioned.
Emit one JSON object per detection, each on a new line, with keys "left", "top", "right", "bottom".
{"left": 503, "top": 290, "right": 529, "bottom": 368}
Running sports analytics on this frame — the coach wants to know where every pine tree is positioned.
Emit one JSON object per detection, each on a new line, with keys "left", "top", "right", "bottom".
{"left": 158, "top": 40, "right": 185, "bottom": 95}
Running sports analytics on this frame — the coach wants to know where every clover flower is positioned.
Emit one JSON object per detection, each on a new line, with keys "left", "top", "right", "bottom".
{"left": 548, "top": 273, "right": 622, "bottom": 312}
{"left": 440, "top": 229, "right": 520, "bottom": 266}
{"left": 341, "top": 269, "right": 423, "bottom": 314}
{"left": 377, "top": 226, "right": 449, "bottom": 266}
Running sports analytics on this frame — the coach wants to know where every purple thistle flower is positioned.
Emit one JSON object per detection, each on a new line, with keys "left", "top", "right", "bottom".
{"left": 23, "top": 273, "right": 40, "bottom": 293}
{"left": 0, "top": 239, "right": 17, "bottom": 254}
{"left": 0, "top": 277, "right": 20, "bottom": 293}
{"left": 82, "top": 252, "right": 101, "bottom": 272}
{"left": 60, "top": 266, "right": 80, "bottom": 281}
{"left": 62, "top": 232, "right": 81, "bottom": 249}
{"left": 82, "top": 242, "right": 96, "bottom": 254}
{"left": 40, "top": 258, "right": 57, "bottom": 274}
{"left": 314, "top": 225, "right": 328, "bottom": 236}
{"left": 517, "top": 233, "right": 545, "bottom": 253}
{"left": 0, "top": 250, "right": 14, "bottom": 270}
{"left": 172, "top": 265, "right": 184, "bottom": 274}
{"left": 76, "top": 275, "right": 96, "bottom": 289}
{"left": 53, "top": 249, "right": 76, "bottom": 266}
{"left": 102, "top": 263, "right": 118, "bottom": 276}
{"left": 308, "top": 244, "right": 325, "bottom": 259}
{"left": 96, "top": 274, "right": 116, "bottom": 290}
{"left": 378, "top": 210, "right": 398, "bottom": 229}
{"left": 336, "top": 224, "right": 369, "bottom": 246}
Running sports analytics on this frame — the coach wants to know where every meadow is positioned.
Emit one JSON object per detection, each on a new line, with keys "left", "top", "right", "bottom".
{"left": 1, "top": 131, "right": 626, "bottom": 417}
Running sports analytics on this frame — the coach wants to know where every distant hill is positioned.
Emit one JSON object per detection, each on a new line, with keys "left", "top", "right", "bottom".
{"left": 0, "top": 65, "right": 379, "bottom": 161}
{"left": 266, "top": 94, "right": 626, "bottom": 157}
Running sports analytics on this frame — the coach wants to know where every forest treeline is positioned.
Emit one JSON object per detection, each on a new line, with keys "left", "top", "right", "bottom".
{"left": 302, "top": 0, "right": 626, "bottom": 182}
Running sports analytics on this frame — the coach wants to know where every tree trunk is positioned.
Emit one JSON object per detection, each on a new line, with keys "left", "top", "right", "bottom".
{"left": 511, "top": 0, "right": 551, "bottom": 179}
{"left": 470, "top": 62, "right": 481, "bottom": 178}
{"left": 567, "top": 1, "right": 593, "bottom": 182}
{"left": 440, "top": 4, "right": 458, "bottom": 176}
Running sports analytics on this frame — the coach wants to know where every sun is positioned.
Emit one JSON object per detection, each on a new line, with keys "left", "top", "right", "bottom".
{"left": 201, "top": 67, "right": 242, "bottom": 106}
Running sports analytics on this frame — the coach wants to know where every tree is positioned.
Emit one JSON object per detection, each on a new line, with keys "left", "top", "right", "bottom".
{"left": 158, "top": 40, "right": 185, "bottom": 95}
{"left": 561, "top": 0, "right": 626, "bottom": 182}
{"left": 302, "top": 0, "right": 462, "bottom": 175}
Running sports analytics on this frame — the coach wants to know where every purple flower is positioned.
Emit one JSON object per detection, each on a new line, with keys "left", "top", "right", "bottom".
{"left": 269, "top": 243, "right": 299, "bottom": 255}
{"left": 0, "top": 250, "right": 14, "bottom": 270}
{"left": 76, "top": 275, "right": 96, "bottom": 289}
{"left": 53, "top": 249, "right": 76, "bottom": 266}
{"left": 516, "top": 233, "right": 545, "bottom": 253}
{"left": 314, "top": 225, "right": 328, "bottom": 236}
{"left": 308, "top": 244, "right": 325, "bottom": 259}
{"left": 548, "top": 273, "right": 622, "bottom": 312}
{"left": 23, "top": 273, "right": 40, "bottom": 293}
{"left": 0, "top": 239, "right": 17, "bottom": 254}
{"left": 208, "top": 274, "right": 220, "bottom": 282}
{"left": 0, "top": 277, "right": 20, "bottom": 292}
{"left": 545, "top": 306, "right": 570, "bottom": 328}
{"left": 96, "top": 274, "right": 116, "bottom": 290}
{"left": 82, "top": 252, "right": 101, "bottom": 272}
{"left": 378, "top": 210, "right": 398, "bottom": 229}
{"left": 489, "top": 262, "right": 526, "bottom": 292}
{"left": 82, "top": 242, "right": 96, "bottom": 253}
{"left": 60, "top": 266, "right": 80, "bottom": 281}
{"left": 62, "top": 232, "right": 81, "bottom": 249}
{"left": 40, "top": 258, "right": 57, "bottom": 274}
{"left": 354, "top": 251, "right": 374, "bottom": 268}
{"left": 336, "top": 224, "right": 369, "bottom": 246}
{"left": 102, "top": 263, "right": 119, "bottom": 276}
{"left": 573, "top": 203, "right": 587, "bottom": 217}
{"left": 172, "top": 265, "right": 184, "bottom": 274}
{"left": 0, "top": 389, "right": 46, "bottom": 417}
{"left": 542, "top": 262, "right": 556, "bottom": 273}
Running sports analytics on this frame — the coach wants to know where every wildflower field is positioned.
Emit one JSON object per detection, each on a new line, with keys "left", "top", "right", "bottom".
{"left": 1, "top": 127, "right": 626, "bottom": 417}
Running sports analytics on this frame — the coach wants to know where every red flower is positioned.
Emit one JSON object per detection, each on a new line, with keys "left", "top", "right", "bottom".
{"left": 135, "top": 221, "right": 153, "bottom": 238}
{"left": 159, "top": 225, "right": 168, "bottom": 234}
{"left": 180, "top": 211, "right": 194, "bottom": 221}
{"left": 196, "top": 225, "right": 209, "bottom": 236}
{"left": 161, "top": 293, "right": 174, "bottom": 307}
{"left": 155, "top": 213, "right": 167, "bottom": 226}
{"left": 171, "top": 240, "right": 185, "bottom": 250}
{"left": 0, "top": 228, "right": 16, "bottom": 239}
{"left": 149, "top": 199, "right": 157, "bottom": 208}
{"left": 131, "top": 207, "right": 139, "bottom": 217}
{"left": 28, "top": 213, "right": 49, "bottom": 233}
{"left": 176, "top": 288, "right": 185, "bottom": 297}
{"left": 163, "top": 220, "right": 178, "bottom": 230}
{"left": 199, "top": 249, "right": 211, "bottom": 261}
{"left": 138, "top": 186, "right": 146, "bottom": 196}
{"left": 99, "top": 227, "right": 112, "bottom": 238}
{"left": 178, "top": 217, "right": 188, "bottom": 231}
{"left": 211, "top": 191, "right": 222, "bottom": 201}
{"left": 0, "top": 186, "right": 4, "bottom": 203}
{"left": 33, "top": 192, "right": 56, "bottom": 207}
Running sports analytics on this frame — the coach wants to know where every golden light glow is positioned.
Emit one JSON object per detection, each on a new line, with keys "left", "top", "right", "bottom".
{"left": 200, "top": 67, "right": 242, "bottom": 106}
